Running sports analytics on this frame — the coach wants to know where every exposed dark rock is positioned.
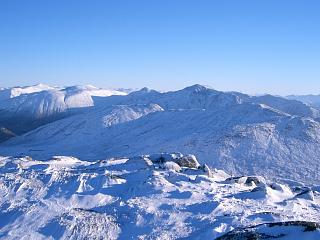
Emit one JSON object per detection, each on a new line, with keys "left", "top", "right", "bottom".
{"left": 199, "top": 164, "right": 213, "bottom": 178}
{"left": 295, "top": 187, "right": 315, "bottom": 201}
{"left": 148, "top": 153, "right": 183, "bottom": 163}
{"left": 225, "top": 176, "right": 266, "bottom": 186}
{"left": 175, "top": 154, "right": 200, "bottom": 169}
{"left": 0, "top": 127, "right": 16, "bottom": 143}
{"left": 217, "top": 221, "right": 320, "bottom": 240}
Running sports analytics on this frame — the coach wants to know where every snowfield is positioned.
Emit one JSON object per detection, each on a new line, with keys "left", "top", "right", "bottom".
{"left": 1, "top": 153, "right": 320, "bottom": 239}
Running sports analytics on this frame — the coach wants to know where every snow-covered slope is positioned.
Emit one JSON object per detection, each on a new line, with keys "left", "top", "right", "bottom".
{"left": 2, "top": 85, "right": 320, "bottom": 184}
{"left": 252, "top": 94, "right": 320, "bottom": 119}
{"left": 3, "top": 103, "right": 164, "bottom": 157}
{"left": 1, "top": 154, "right": 320, "bottom": 239}
{"left": 0, "top": 84, "right": 127, "bottom": 138}
{"left": 1, "top": 88, "right": 93, "bottom": 118}
{"left": 0, "top": 84, "right": 126, "bottom": 101}
{"left": 0, "top": 84, "right": 127, "bottom": 118}
{"left": 63, "top": 85, "right": 127, "bottom": 97}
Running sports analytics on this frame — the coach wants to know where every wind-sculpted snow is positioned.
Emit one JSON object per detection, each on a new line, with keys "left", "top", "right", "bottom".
{"left": 1, "top": 154, "right": 320, "bottom": 239}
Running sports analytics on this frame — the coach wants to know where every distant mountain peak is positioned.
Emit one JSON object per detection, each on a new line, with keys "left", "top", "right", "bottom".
{"left": 183, "top": 84, "right": 212, "bottom": 92}
{"left": 33, "top": 83, "right": 53, "bottom": 88}
{"left": 130, "top": 87, "right": 159, "bottom": 95}
{"left": 139, "top": 87, "right": 155, "bottom": 92}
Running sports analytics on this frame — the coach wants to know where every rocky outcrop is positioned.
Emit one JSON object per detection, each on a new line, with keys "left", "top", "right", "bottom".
{"left": 175, "top": 154, "right": 200, "bottom": 169}
{"left": 0, "top": 127, "right": 16, "bottom": 143}
{"left": 217, "top": 221, "right": 320, "bottom": 240}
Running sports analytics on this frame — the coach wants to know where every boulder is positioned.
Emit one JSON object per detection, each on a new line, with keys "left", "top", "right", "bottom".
{"left": 175, "top": 154, "right": 200, "bottom": 169}
{"left": 217, "top": 221, "right": 320, "bottom": 240}
{"left": 199, "top": 164, "right": 213, "bottom": 178}
{"left": 226, "top": 176, "right": 266, "bottom": 186}
{"left": 148, "top": 153, "right": 183, "bottom": 163}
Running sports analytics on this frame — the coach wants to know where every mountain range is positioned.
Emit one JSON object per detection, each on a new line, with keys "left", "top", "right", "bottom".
{"left": 1, "top": 84, "right": 320, "bottom": 184}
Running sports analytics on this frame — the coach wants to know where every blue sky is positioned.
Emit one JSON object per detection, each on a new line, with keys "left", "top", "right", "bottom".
{"left": 1, "top": 0, "right": 320, "bottom": 94}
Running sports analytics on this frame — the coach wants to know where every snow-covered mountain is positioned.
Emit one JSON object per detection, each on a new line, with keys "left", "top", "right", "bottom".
{"left": 1, "top": 153, "right": 320, "bottom": 239}
{"left": 0, "top": 83, "right": 126, "bottom": 101}
{"left": 0, "top": 83, "right": 55, "bottom": 101}
{"left": 0, "top": 84, "right": 127, "bottom": 117}
{"left": 1, "top": 84, "right": 320, "bottom": 184}
{"left": 287, "top": 94, "right": 320, "bottom": 109}
{"left": 0, "top": 84, "right": 127, "bottom": 138}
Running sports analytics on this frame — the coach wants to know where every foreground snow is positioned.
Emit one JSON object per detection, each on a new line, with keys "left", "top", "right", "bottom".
{"left": 1, "top": 154, "right": 320, "bottom": 239}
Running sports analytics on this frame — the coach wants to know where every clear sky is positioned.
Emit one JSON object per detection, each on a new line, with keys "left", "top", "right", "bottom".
{"left": 1, "top": 0, "right": 320, "bottom": 95}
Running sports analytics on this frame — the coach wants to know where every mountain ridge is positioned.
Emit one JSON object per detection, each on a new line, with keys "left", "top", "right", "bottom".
{"left": 1, "top": 84, "right": 320, "bottom": 184}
